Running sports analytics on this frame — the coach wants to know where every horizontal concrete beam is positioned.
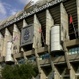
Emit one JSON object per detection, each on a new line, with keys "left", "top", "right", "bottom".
{"left": 65, "top": 39, "right": 79, "bottom": 47}
{"left": 53, "top": 54, "right": 79, "bottom": 64}
{"left": 14, "top": 47, "right": 48, "bottom": 59}
{"left": 0, "top": 47, "right": 47, "bottom": 62}
{"left": 40, "top": 59, "right": 50, "bottom": 67}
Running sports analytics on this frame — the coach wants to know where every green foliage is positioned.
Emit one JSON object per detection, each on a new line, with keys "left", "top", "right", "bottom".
{"left": 1, "top": 63, "right": 38, "bottom": 79}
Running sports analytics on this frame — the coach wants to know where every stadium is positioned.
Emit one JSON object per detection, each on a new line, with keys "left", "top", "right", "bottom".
{"left": 0, "top": 0, "right": 79, "bottom": 79}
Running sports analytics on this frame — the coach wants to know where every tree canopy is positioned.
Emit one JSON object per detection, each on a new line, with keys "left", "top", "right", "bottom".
{"left": 1, "top": 62, "right": 38, "bottom": 79}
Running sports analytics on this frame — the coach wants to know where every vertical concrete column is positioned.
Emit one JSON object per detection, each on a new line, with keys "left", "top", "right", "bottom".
{"left": 23, "top": 19, "right": 28, "bottom": 27}
{"left": 33, "top": 14, "right": 46, "bottom": 79}
{"left": 60, "top": 3, "right": 69, "bottom": 41}
{"left": 34, "top": 48, "right": 41, "bottom": 77}
{"left": 0, "top": 33, "right": 4, "bottom": 57}
{"left": 33, "top": 14, "right": 42, "bottom": 48}
{"left": 40, "top": 69, "right": 47, "bottom": 79}
{"left": 33, "top": 14, "right": 41, "bottom": 76}
{"left": 12, "top": 24, "right": 20, "bottom": 64}
{"left": 0, "top": 65, "right": 2, "bottom": 77}
{"left": 2, "top": 28, "right": 12, "bottom": 57}
{"left": 46, "top": 9, "right": 55, "bottom": 72}
{"left": 61, "top": 3, "right": 71, "bottom": 70}
{"left": 21, "top": 19, "right": 28, "bottom": 60}
{"left": 35, "top": 48, "right": 46, "bottom": 79}
{"left": 54, "top": 66, "right": 60, "bottom": 79}
{"left": 63, "top": 42, "right": 71, "bottom": 70}
{"left": 46, "top": 9, "right": 54, "bottom": 46}
{"left": 76, "top": 0, "right": 79, "bottom": 37}
{"left": 13, "top": 55, "right": 18, "bottom": 65}
{"left": 70, "top": 64, "right": 75, "bottom": 79}
{"left": 13, "top": 24, "right": 20, "bottom": 54}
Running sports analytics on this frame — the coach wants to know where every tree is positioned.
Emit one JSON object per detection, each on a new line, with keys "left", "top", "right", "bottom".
{"left": 1, "top": 62, "right": 38, "bottom": 79}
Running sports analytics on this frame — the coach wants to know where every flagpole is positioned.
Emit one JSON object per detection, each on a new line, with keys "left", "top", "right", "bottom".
{"left": 39, "top": 27, "right": 45, "bottom": 45}
{"left": 70, "top": 15, "right": 77, "bottom": 39}
{"left": 72, "top": 23, "right": 77, "bottom": 38}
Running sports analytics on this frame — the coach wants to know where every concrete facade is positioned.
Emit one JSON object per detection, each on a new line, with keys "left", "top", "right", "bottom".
{"left": 0, "top": 0, "right": 79, "bottom": 79}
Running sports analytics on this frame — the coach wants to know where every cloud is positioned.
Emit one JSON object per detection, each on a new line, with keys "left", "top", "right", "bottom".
{"left": 10, "top": 9, "right": 20, "bottom": 15}
{"left": 0, "top": 2, "right": 7, "bottom": 15}
{"left": 0, "top": 15, "right": 7, "bottom": 21}
{"left": 0, "top": 1, "right": 20, "bottom": 20}
{"left": 0, "top": 0, "right": 24, "bottom": 21}
{"left": 3, "top": 2, "right": 11, "bottom": 8}
{"left": 10, "top": 10, "right": 16, "bottom": 15}
{"left": 0, "top": 1, "right": 7, "bottom": 20}
{"left": 18, "top": 0, "right": 29, "bottom": 5}
{"left": 3, "top": 2, "right": 19, "bottom": 16}
{"left": 18, "top": 0, "right": 39, "bottom": 6}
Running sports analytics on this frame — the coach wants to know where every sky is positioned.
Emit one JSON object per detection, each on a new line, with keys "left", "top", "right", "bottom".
{"left": 0, "top": 0, "right": 30, "bottom": 21}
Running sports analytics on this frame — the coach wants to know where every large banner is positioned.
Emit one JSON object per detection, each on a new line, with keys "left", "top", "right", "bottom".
{"left": 21, "top": 24, "right": 34, "bottom": 46}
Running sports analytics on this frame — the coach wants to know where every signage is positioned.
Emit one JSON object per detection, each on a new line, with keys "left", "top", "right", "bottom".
{"left": 21, "top": 24, "right": 34, "bottom": 46}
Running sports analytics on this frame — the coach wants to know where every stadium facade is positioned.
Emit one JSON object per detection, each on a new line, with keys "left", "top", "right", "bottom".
{"left": 0, "top": 0, "right": 79, "bottom": 79}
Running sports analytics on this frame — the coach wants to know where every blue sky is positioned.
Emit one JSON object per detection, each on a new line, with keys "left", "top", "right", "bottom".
{"left": 0, "top": 0, "right": 30, "bottom": 21}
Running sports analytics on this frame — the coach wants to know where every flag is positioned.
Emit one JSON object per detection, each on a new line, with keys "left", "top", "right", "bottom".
{"left": 13, "top": 36, "right": 18, "bottom": 41}
{"left": 11, "top": 35, "right": 18, "bottom": 42}
{"left": 69, "top": 15, "right": 73, "bottom": 24}
{"left": 69, "top": 15, "right": 77, "bottom": 38}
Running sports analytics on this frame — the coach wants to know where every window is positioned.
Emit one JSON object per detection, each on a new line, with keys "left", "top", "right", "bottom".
{"left": 18, "top": 58, "right": 25, "bottom": 64}
{"left": 29, "top": 56, "right": 36, "bottom": 61}
{"left": 77, "top": 47, "right": 79, "bottom": 53}
{"left": 39, "top": 53, "right": 50, "bottom": 60}
{"left": 68, "top": 47, "right": 79, "bottom": 55}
